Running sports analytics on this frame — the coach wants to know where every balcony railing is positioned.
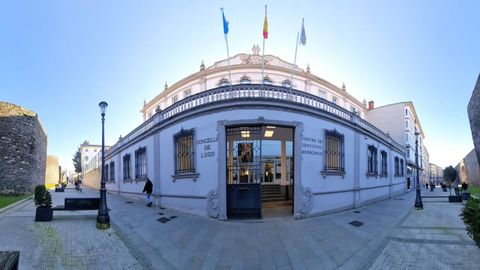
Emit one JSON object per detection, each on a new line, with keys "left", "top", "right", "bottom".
{"left": 108, "top": 84, "right": 405, "bottom": 154}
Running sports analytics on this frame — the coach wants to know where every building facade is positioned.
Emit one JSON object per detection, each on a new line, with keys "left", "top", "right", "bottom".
{"left": 366, "top": 102, "right": 427, "bottom": 190}
{"left": 87, "top": 52, "right": 407, "bottom": 219}
{"left": 429, "top": 163, "right": 444, "bottom": 185}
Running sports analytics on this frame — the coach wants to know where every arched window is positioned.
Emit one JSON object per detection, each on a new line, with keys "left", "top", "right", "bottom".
{"left": 263, "top": 76, "right": 273, "bottom": 85}
{"left": 281, "top": 80, "right": 292, "bottom": 88}
{"left": 218, "top": 78, "right": 230, "bottom": 87}
{"left": 240, "top": 76, "right": 251, "bottom": 84}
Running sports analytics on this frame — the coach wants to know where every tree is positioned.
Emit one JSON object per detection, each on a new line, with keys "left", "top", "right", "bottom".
{"left": 444, "top": 166, "right": 458, "bottom": 195}
{"left": 72, "top": 140, "right": 89, "bottom": 173}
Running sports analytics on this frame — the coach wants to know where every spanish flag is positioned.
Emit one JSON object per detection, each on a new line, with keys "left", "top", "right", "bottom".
{"left": 263, "top": 6, "right": 268, "bottom": 39}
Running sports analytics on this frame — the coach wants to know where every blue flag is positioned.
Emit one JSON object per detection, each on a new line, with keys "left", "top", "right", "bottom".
{"left": 221, "top": 8, "right": 229, "bottom": 34}
{"left": 299, "top": 19, "right": 306, "bottom": 45}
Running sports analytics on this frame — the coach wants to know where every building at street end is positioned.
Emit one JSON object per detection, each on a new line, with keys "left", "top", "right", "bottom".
{"left": 366, "top": 101, "right": 428, "bottom": 190}
{"left": 429, "top": 163, "right": 444, "bottom": 185}
{"left": 87, "top": 51, "right": 407, "bottom": 219}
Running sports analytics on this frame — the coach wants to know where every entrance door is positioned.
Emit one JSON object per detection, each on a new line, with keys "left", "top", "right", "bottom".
{"left": 226, "top": 125, "right": 294, "bottom": 219}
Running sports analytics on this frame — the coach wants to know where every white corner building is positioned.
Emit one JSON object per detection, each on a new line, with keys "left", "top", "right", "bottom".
{"left": 94, "top": 51, "right": 407, "bottom": 220}
{"left": 366, "top": 101, "right": 428, "bottom": 189}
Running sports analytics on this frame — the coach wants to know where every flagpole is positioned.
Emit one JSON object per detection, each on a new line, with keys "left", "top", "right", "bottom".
{"left": 221, "top": 8, "right": 233, "bottom": 91}
{"left": 261, "top": 5, "right": 267, "bottom": 88}
{"left": 289, "top": 31, "right": 299, "bottom": 94}
{"left": 225, "top": 34, "right": 233, "bottom": 91}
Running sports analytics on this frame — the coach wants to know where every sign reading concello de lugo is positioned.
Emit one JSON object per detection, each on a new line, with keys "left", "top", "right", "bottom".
{"left": 196, "top": 137, "right": 217, "bottom": 158}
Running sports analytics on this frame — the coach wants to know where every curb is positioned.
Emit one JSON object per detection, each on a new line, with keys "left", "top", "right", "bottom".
{"left": 0, "top": 195, "right": 33, "bottom": 215}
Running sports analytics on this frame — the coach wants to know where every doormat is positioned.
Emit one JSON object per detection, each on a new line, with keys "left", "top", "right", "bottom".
{"left": 354, "top": 210, "right": 361, "bottom": 213}
{"left": 157, "top": 217, "right": 171, "bottom": 224}
{"left": 349, "top": 220, "right": 364, "bottom": 227}
{"left": 158, "top": 213, "right": 164, "bottom": 215}
{"left": 169, "top": 216, "right": 177, "bottom": 219}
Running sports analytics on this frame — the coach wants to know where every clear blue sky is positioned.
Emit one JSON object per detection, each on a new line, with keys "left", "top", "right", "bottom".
{"left": 1, "top": 1, "right": 479, "bottom": 170}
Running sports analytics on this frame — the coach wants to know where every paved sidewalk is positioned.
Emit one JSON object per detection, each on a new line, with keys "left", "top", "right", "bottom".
{"left": 1, "top": 185, "right": 478, "bottom": 269}
{"left": 0, "top": 187, "right": 142, "bottom": 270}
{"left": 104, "top": 189, "right": 416, "bottom": 270}
{"left": 369, "top": 188, "right": 480, "bottom": 270}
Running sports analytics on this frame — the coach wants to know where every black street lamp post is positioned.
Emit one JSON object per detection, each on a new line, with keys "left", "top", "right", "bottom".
{"left": 97, "top": 101, "right": 110, "bottom": 229}
{"left": 414, "top": 128, "right": 423, "bottom": 210}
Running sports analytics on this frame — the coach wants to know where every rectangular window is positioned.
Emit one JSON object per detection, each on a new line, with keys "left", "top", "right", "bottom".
{"left": 400, "top": 159, "right": 404, "bottom": 176}
{"left": 174, "top": 129, "right": 195, "bottom": 174}
{"left": 367, "top": 145, "right": 378, "bottom": 175}
{"left": 332, "top": 96, "right": 338, "bottom": 104}
{"left": 406, "top": 121, "right": 408, "bottom": 128}
{"left": 172, "top": 95, "right": 178, "bottom": 104}
{"left": 123, "top": 154, "right": 131, "bottom": 180}
{"left": 183, "top": 89, "right": 192, "bottom": 98}
{"left": 104, "top": 164, "right": 109, "bottom": 181}
{"left": 110, "top": 161, "right": 115, "bottom": 181}
{"left": 381, "top": 151, "right": 387, "bottom": 176}
{"left": 135, "top": 147, "right": 147, "bottom": 179}
{"left": 318, "top": 89, "right": 327, "bottom": 99}
{"left": 324, "top": 130, "right": 345, "bottom": 172}
{"left": 394, "top": 157, "right": 399, "bottom": 176}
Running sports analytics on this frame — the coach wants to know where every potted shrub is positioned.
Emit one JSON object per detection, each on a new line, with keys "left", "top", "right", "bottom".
{"left": 444, "top": 166, "right": 462, "bottom": 203}
{"left": 462, "top": 182, "right": 470, "bottom": 201}
{"left": 34, "top": 185, "right": 53, "bottom": 221}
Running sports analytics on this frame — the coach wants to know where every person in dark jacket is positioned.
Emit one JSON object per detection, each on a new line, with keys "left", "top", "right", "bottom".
{"left": 143, "top": 178, "right": 153, "bottom": 207}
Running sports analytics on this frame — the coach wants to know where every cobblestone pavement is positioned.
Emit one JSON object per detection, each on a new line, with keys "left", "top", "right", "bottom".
{"left": 0, "top": 188, "right": 142, "bottom": 270}
{"left": 368, "top": 189, "right": 480, "bottom": 270}
{"left": 1, "top": 186, "right": 478, "bottom": 269}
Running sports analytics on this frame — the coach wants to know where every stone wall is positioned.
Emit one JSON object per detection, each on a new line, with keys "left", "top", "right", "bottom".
{"left": 45, "top": 155, "right": 59, "bottom": 185}
{"left": 0, "top": 102, "right": 47, "bottom": 195}
{"left": 83, "top": 168, "right": 101, "bottom": 190}
{"left": 456, "top": 149, "right": 480, "bottom": 186}
{"left": 468, "top": 74, "right": 480, "bottom": 171}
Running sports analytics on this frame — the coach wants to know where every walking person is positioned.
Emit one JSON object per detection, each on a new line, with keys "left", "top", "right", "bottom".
{"left": 143, "top": 178, "right": 153, "bottom": 207}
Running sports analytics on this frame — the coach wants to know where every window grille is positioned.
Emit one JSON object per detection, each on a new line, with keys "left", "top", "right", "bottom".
{"left": 174, "top": 129, "right": 195, "bottom": 174}
{"left": 324, "top": 130, "right": 345, "bottom": 172}
{"left": 135, "top": 147, "right": 147, "bottom": 179}
{"left": 367, "top": 145, "right": 378, "bottom": 174}
{"left": 109, "top": 161, "right": 115, "bottom": 181}
{"left": 123, "top": 154, "right": 131, "bottom": 179}
{"left": 381, "top": 151, "right": 387, "bottom": 175}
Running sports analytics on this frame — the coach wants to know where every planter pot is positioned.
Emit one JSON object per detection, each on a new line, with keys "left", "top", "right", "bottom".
{"left": 55, "top": 188, "right": 64, "bottom": 192}
{"left": 442, "top": 188, "right": 447, "bottom": 192}
{"left": 462, "top": 192, "right": 470, "bottom": 201}
{"left": 35, "top": 207, "right": 53, "bottom": 222}
{"left": 448, "top": 195, "right": 462, "bottom": 203}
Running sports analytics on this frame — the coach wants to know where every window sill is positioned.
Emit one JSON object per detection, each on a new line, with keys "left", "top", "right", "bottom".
{"left": 171, "top": 173, "right": 200, "bottom": 182}
{"left": 321, "top": 170, "right": 345, "bottom": 178}
{"left": 379, "top": 173, "right": 388, "bottom": 178}
{"left": 123, "top": 178, "right": 134, "bottom": 184}
{"left": 107, "top": 180, "right": 116, "bottom": 184}
{"left": 366, "top": 173, "right": 378, "bottom": 178}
